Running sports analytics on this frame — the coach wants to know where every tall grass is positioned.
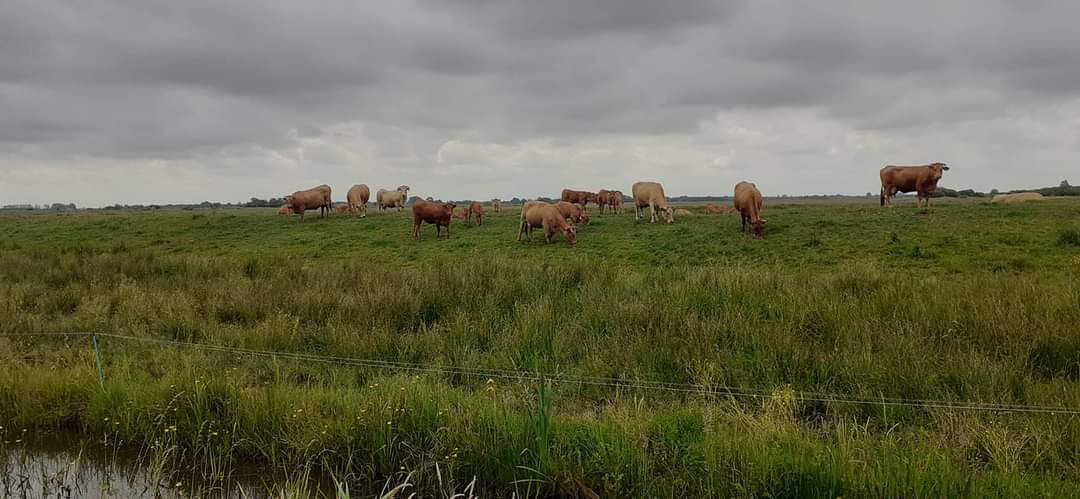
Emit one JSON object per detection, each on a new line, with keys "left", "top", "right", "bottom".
{"left": 2, "top": 203, "right": 1080, "bottom": 496}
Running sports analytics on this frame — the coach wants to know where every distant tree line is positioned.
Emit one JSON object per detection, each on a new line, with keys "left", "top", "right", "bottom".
{"left": 933, "top": 180, "right": 1077, "bottom": 198}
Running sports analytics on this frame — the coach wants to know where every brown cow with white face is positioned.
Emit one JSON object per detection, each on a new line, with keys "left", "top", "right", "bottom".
{"left": 879, "top": 163, "right": 949, "bottom": 208}
{"left": 412, "top": 201, "right": 455, "bottom": 240}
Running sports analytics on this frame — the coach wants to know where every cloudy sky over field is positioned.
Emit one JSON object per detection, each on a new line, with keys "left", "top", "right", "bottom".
{"left": 2, "top": 0, "right": 1079, "bottom": 206}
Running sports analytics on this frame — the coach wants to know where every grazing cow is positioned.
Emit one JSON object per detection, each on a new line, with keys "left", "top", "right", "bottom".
{"left": 609, "top": 191, "right": 625, "bottom": 214}
{"left": 734, "top": 181, "right": 766, "bottom": 237}
{"left": 632, "top": 182, "right": 674, "bottom": 224}
{"left": 467, "top": 201, "right": 485, "bottom": 225}
{"left": 519, "top": 203, "right": 577, "bottom": 245}
{"left": 277, "top": 205, "right": 292, "bottom": 216}
{"left": 674, "top": 208, "right": 693, "bottom": 217}
{"left": 346, "top": 184, "right": 370, "bottom": 217}
{"left": 991, "top": 192, "right": 1044, "bottom": 204}
{"left": 879, "top": 163, "right": 949, "bottom": 208}
{"left": 556, "top": 201, "right": 590, "bottom": 225}
{"left": 596, "top": 189, "right": 612, "bottom": 213}
{"left": 561, "top": 189, "right": 597, "bottom": 211}
{"left": 491, "top": 199, "right": 502, "bottom": 212}
{"left": 412, "top": 201, "right": 456, "bottom": 240}
{"left": 377, "top": 185, "right": 411, "bottom": 211}
{"left": 334, "top": 204, "right": 351, "bottom": 214}
{"left": 284, "top": 187, "right": 328, "bottom": 223}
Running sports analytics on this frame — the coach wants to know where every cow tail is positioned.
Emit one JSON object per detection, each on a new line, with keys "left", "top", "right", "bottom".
{"left": 880, "top": 187, "right": 885, "bottom": 207}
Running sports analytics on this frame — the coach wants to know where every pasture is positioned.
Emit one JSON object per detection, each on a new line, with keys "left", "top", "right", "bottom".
{"left": 2, "top": 198, "right": 1080, "bottom": 497}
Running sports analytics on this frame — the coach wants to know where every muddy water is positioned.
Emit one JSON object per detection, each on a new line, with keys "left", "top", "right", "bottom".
{"left": 0, "top": 434, "right": 334, "bottom": 498}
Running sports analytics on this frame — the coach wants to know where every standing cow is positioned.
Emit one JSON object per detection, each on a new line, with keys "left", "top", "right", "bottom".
{"left": 519, "top": 202, "right": 577, "bottom": 245}
{"left": 609, "top": 190, "right": 624, "bottom": 214}
{"left": 734, "top": 181, "right": 766, "bottom": 237}
{"left": 346, "top": 184, "right": 370, "bottom": 217}
{"left": 491, "top": 199, "right": 502, "bottom": 212}
{"left": 467, "top": 201, "right": 485, "bottom": 225}
{"left": 556, "top": 201, "right": 590, "bottom": 225}
{"left": 284, "top": 186, "right": 329, "bottom": 223}
{"left": 412, "top": 201, "right": 456, "bottom": 240}
{"left": 313, "top": 184, "right": 332, "bottom": 217}
{"left": 632, "top": 182, "right": 674, "bottom": 224}
{"left": 561, "top": 189, "right": 597, "bottom": 211}
{"left": 879, "top": 163, "right": 949, "bottom": 208}
{"left": 377, "top": 185, "right": 411, "bottom": 211}
{"left": 596, "top": 189, "right": 612, "bottom": 213}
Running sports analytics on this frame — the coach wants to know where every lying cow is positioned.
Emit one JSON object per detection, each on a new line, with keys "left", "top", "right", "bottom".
{"left": 277, "top": 205, "right": 293, "bottom": 216}
{"left": 334, "top": 204, "right": 351, "bottom": 214}
{"left": 346, "top": 184, "right": 370, "bottom": 217}
{"left": 518, "top": 202, "right": 577, "bottom": 245}
{"left": 734, "top": 181, "right": 766, "bottom": 237}
{"left": 412, "top": 200, "right": 455, "bottom": 240}
{"left": 991, "top": 192, "right": 1044, "bottom": 204}
{"left": 880, "top": 163, "right": 949, "bottom": 208}
{"left": 704, "top": 203, "right": 735, "bottom": 215}
{"left": 632, "top": 181, "right": 674, "bottom": 223}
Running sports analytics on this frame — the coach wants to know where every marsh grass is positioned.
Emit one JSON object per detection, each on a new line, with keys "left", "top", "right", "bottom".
{"left": 3, "top": 199, "right": 1080, "bottom": 496}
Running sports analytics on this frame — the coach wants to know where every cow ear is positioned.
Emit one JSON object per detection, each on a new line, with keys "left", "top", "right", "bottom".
{"left": 942, "top": 166, "right": 950, "bottom": 171}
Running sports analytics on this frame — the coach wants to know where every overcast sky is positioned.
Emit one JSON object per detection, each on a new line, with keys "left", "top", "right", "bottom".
{"left": 2, "top": 1, "right": 1079, "bottom": 206}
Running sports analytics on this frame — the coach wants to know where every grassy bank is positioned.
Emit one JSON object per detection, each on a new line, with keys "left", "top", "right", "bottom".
{"left": 2, "top": 200, "right": 1080, "bottom": 496}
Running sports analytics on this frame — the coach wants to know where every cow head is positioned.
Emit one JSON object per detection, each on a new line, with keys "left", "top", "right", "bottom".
{"left": 579, "top": 212, "right": 591, "bottom": 225}
{"left": 564, "top": 225, "right": 578, "bottom": 245}
{"left": 752, "top": 218, "right": 767, "bottom": 238}
{"left": 662, "top": 205, "right": 675, "bottom": 223}
{"left": 284, "top": 195, "right": 295, "bottom": 208}
{"left": 929, "top": 162, "right": 949, "bottom": 179}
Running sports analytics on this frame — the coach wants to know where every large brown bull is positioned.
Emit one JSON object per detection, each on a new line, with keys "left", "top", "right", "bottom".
{"left": 879, "top": 163, "right": 949, "bottom": 208}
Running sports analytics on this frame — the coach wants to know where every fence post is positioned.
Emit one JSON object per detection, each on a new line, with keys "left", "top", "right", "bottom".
{"left": 92, "top": 333, "right": 105, "bottom": 389}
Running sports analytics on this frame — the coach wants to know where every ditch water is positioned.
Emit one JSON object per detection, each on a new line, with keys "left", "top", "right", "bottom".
{"left": 0, "top": 433, "right": 336, "bottom": 498}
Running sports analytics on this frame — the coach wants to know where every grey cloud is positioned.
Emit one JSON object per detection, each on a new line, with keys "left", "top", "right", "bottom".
{"left": 1, "top": 0, "right": 1079, "bottom": 205}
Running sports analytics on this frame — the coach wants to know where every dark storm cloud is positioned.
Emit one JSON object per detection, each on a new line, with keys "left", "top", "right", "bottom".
{"left": 1, "top": 0, "right": 1079, "bottom": 205}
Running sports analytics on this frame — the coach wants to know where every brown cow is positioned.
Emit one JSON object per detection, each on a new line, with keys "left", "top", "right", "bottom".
{"left": 561, "top": 189, "right": 597, "bottom": 211}
{"left": 277, "top": 205, "right": 293, "bottom": 216}
{"left": 334, "top": 204, "right": 351, "bottom": 214}
{"left": 596, "top": 189, "right": 612, "bottom": 213}
{"left": 519, "top": 203, "right": 577, "bottom": 245}
{"left": 734, "top": 181, "right": 766, "bottom": 237}
{"left": 284, "top": 187, "right": 328, "bottom": 223}
{"left": 467, "top": 201, "right": 485, "bottom": 225}
{"left": 556, "top": 201, "right": 590, "bottom": 225}
{"left": 346, "top": 184, "right": 370, "bottom": 217}
{"left": 704, "top": 203, "right": 735, "bottom": 215}
{"left": 609, "top": 190, "right": 624, "bottom": 214}
{"left": 879, "top": 163, "right": 949, "bottom": 208}
{"left": 632, "top": 181, "right": 674, "bottom": 224}
{"left": 412, "top": 201, "right": 456, "bottom": 240}
{"left": 491, "top": 199, "right": 502, "bottom": 212}
{"left": 313, "top": 184, "right": 332, "bottom": 216}
{"left": 453, "top": 207, "right": 468, "bottom": 219}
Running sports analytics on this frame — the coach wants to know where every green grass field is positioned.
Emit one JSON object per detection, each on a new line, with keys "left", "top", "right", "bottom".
{"left": 3, "top": 198, "right": 1080, "bottom": 497}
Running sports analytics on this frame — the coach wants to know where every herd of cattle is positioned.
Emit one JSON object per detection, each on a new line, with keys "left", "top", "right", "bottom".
{"left": 279, "top": 162, "right": 957, "bottom": 244}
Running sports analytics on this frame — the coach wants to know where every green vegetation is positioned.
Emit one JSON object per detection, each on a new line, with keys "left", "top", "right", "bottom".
{"left": 2, "top": 197, "right": 1080, "bottom": 497}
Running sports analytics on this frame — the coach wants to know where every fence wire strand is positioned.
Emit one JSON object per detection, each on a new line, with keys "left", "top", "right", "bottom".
{"left": 4, "top": 331, "right": 1080, "bottom": 415}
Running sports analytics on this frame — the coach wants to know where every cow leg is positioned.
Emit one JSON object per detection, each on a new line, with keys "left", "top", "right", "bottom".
{"left": 414, "top": 222, "right": 421, "bottom": 240}
{"left": 445, "top": 223, "right": 450, "bottom": 238}
{"left": 650, "top": 204, "right": 657, "bottom": 224}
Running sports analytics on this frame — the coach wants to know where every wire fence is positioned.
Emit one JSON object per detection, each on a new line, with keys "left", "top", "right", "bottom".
{"left": 3, "top": 331, "right": 1080, "bottom": 416}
